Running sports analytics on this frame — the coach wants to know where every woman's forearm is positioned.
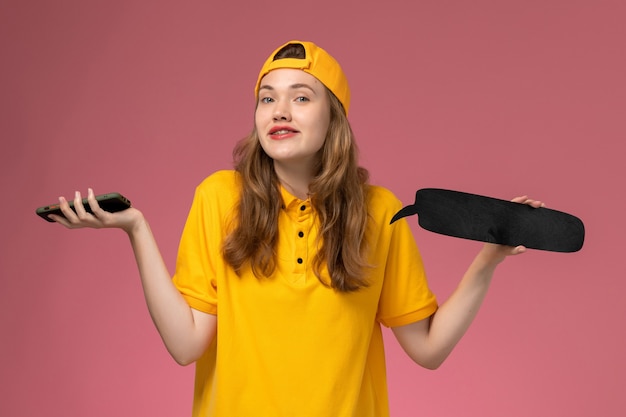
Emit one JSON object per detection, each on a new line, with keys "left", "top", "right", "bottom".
{"left": 393, "top": 243, "right": 521, "bottom": 369}
{"left": 126, "top": 215, "right": 216, "bottom": 365}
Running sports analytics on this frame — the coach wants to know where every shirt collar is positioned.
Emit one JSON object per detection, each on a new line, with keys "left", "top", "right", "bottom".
{"left": 280, "top": 185, "right": 312, "bottom": 214}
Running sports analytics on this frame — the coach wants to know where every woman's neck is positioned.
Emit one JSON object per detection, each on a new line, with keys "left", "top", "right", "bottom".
{"left": 274, "top": 162, "right": 314, "bottom": 200}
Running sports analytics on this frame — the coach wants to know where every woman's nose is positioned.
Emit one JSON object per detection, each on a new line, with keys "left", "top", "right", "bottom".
{"left": 273, "top": 103, "right": 291, "bottom": 121}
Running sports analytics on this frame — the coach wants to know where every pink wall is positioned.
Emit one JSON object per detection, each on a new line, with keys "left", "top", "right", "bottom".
{"left": 1, "top": 1, "right": 624, "bottom": 416}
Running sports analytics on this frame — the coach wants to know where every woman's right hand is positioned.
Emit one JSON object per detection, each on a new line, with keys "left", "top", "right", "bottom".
{"left": 50, "top": 188, "right": 143, "bottom": 234}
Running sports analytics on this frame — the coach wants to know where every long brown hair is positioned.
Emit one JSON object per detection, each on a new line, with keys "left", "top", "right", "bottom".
{"left": 222, "top": 44, "right": 370, "bottom": 292}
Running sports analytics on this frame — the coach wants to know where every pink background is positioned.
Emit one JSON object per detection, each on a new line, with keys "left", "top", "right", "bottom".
{"left": 1, "top": 1, "right": 624, "bottom": 416}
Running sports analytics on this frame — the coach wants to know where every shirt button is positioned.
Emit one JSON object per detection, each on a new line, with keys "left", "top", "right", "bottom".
{"left": 297, "top": 258, "right": 303, "bottom": 264}
{"left": 298, "top": 231, "right": 304, "bottom": 238}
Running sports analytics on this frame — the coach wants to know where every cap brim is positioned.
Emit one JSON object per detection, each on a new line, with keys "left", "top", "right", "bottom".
{"left": 391, "top": 188, "right": 585, "bottom": 253}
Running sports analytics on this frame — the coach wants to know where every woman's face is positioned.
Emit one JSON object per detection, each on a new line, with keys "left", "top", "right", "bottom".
{"left": 255, "top": 68, "right": 331, "bottom": 172}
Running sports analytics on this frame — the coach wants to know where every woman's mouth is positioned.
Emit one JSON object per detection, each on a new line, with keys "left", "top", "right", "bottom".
{"left": 269, "top": 127, "right": 299, "bottom": 139}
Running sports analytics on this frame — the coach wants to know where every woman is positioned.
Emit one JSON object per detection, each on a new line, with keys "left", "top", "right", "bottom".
{"left": 51, "top": 40, "right": 543, "bottom": 417}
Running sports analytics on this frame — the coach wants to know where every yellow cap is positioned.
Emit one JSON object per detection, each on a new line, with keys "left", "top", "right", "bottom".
{"left": 254, "top": 41, "right": 351, "bottom": 115}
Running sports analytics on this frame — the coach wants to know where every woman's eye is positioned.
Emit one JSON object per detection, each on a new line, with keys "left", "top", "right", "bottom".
{"left": 260, "top": 97, "right": 274, "bottom": 103}
{"left": 295, "top": 96, "right": 309, "bottom": 102}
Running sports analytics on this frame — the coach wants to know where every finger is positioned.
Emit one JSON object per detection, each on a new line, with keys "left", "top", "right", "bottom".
{"left": 85, "top": 188, "right": 102, "bottom": 217}
{"left": 52, "top": 197, "right": 82, "bottom": 228}
{"left": 511, "top": 195, "right": 546, "bottom": 208}
{"left": 57, "top": 195, "right": 79, "bottom": 222}
{"left": 72, "top": 190, "right": 90, "bottom": 219}
{"left": 511, "top": 195, "right": 528, "bottom": 203}
{"left": 512, "top": 245, "right": 527, "bottom": 255}
{"left": 48, "top": 212, "right": 75, "bottom": 228}
{"left": 522, "top": 198, "right": 545, "bottom": 208}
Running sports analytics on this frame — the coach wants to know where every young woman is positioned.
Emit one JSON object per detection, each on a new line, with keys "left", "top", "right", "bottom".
{"left": 51, "top": 41, "right": 543, "bottom": 417}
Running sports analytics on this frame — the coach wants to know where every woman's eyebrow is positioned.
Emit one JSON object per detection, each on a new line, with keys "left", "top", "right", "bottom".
{"left": 258, "top": 83, "right": 316, "bottom": 93}
{"left": 289, "top": 83, "right": 316, "bottom": 93}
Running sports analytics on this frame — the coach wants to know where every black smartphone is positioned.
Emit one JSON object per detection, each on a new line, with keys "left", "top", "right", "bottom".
{"left": 36, "top": 192, "right": 132, "bottom": 222}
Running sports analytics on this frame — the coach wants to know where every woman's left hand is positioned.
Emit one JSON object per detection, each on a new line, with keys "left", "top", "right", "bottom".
{"left": 480, "top": 195, "right": 546, "bottom": 262}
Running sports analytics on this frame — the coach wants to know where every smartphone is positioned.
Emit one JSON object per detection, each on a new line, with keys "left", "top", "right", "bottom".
{"left": 36, "top": 192, "right": 132, "bottom": 222}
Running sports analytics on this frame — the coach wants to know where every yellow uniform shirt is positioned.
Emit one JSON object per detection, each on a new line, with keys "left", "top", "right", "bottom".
{"left": 173, "top": 170, "right": 438, "bottom": 417}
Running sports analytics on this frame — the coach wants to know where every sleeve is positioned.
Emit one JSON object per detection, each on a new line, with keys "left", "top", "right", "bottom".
{"left": 375, "top": 192, "right": 438, "bottom": 328}
{"left": 172, "top": 172, "right": 237, "bottom": 315}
